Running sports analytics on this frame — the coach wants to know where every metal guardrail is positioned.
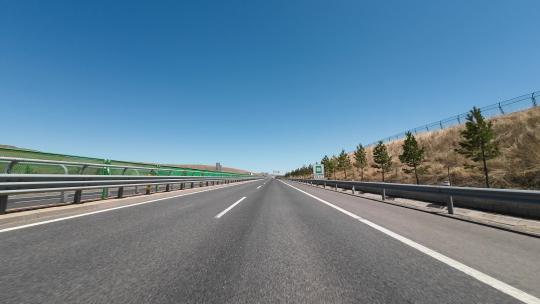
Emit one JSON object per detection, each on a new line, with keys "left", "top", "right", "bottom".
{"left": 0, "top": 174, "right": 260, "bottom": 213}
{"left": 291, "top": 179, "right": 540, "bottom": 219}
{"left": 0, "top": 157, "right": 240, "bottom": 176}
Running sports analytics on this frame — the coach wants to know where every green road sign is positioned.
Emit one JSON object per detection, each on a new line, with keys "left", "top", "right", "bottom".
{"left": 313, "top": 163, "right": 325, "bottom": 179}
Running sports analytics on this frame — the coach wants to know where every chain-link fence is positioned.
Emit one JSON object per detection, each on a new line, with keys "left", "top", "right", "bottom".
{"left": 368, "top": 91, "right": 539, "bottom": 146}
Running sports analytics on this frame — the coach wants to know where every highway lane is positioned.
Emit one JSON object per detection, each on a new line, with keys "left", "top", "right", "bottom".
{"left": 287, "top": 180, "right": 540, "bottom": 296}
{"left": 0, "top": 178, "right": 538, "bottom": 303}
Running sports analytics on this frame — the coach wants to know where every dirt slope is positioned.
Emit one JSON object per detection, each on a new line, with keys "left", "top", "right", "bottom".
{"left": 334, "top": 106, "right": 540, "bottom": 189}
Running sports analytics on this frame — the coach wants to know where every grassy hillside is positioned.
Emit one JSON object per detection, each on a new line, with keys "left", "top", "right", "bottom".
{"left": 167, "top": 164, "right": 251, "bottom": 175}
{"left": 0, "top": 146, "right": 249, "bottom": 176}
{"left": 333, "top": 106, "right": 540, "bottom": 189}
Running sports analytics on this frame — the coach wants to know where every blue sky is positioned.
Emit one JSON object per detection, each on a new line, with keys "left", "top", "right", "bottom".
{"left": 1, "top": 0, "right": 539, "bottom": 173}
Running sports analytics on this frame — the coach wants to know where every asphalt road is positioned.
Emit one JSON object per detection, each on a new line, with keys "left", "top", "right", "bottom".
{"left": 1, "top": 178, "right": 539, "bottom": 303}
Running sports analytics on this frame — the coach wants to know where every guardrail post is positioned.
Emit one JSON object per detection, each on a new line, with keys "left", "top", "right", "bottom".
{"left": 352, "top": 186, "right": 355, "bottom": 195}
{"left": 165, "top": 184, "right": 171, "bottom": 192}
{"left": 448, "top": 195, "right": 455, "bottom": 214}
{"left": 102, "top": 188, "right": 109, "bottom": 199}
{"left": 191, "top": 182, "right": 195, "bottom": 188}
{"left": 146, "top": 185, "right": 151, "bottom": 195}
{"left": 74, "top": 190, "right": 82, "bottom": 204}
{"left": 382, "top": 188, "right": 386, "bottom": 201}
{"left": 181, "top": 183, "right": 185, "bottom": 190}
{"left": 59, "top": 191, "right": 69, "bottom": 204}
{"left": 58, "top": 165, "right": 69, "bottom": 203}
{"left": 323, "top": 182, "right": 326, "bottom": 189}
{"left": 335, "top": 184, "right": 337, "bottom": 191}
{"left": 0, "top": 195, "right": 8, "bottom": 214}
{"left": 155, "top": 185, "right": 159, "bottom": 193}
{"left": 117, "top": 187, "right": 124, "bottom": 198}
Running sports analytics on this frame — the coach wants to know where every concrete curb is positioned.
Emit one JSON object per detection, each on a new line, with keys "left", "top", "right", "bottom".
{"left": 296, "top": 181, "right": 540, "bottom": 239}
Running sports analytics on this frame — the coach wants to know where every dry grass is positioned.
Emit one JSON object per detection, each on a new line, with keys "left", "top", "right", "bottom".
{"left": 335, "top": 107, "right": 540, "bottom": 189}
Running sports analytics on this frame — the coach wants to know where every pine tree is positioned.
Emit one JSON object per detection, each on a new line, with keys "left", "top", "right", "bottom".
{"left": 329, "top": 155, "right": 338, "bottom": 179}
{"left": 455, "top": 107, "right": 500, "bottom": 188}
{"left": 324, "top": 155, "right": 337, "bottom": 180}
{"left": 353, "top": 144, "right": 367, "bottom": 181}
{"left": 306, "top": 164, "right": 313, "bottom": 178}
{"left": 337, "top": 149, "right": 352, "bottom": 179}
{"left": 372, "top": 141, "right": 392, "bottom": 182}
{"left": 399, "top": 132, "right": 425, "bottom": 184}
{"left": 321, "top": 155, "right": 330, "bottom": 178}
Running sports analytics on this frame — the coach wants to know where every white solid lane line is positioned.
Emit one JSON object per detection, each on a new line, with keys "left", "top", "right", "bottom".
{"left": 0, "top": 181, "right": 257, "bottom": 234}
{"left": 215, "top": 197, "right": 246, "bottom": 219}
{"left": 280, "top": 180, "right": 540, "bottom": 304}
{"left": 257, "top": 185, "right": 262, "bottom": 189}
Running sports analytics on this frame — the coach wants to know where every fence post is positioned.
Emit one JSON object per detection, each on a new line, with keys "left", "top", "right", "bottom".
{"left": 74, "top": 190, "right": 82, "bottom": 204}
{"left": 4, "top": 160, "right": 17, "bottom": 174}
{"left": 498, "top": 102, "right": 505, "bottom": 114}
{"left": 117, "top": 187, "right": 124, "bottom": 198}
{"left": 0, "top": 195, "right": 8, "bottom": 214}
{"left": 532, "top": 93, "right": 537, "bottom": 107}
{"left": 101, "top": 160, "right": 111, "bottom": 199}
{"left": 448, "top": 195, "right": 455, "bottom": 214}
{"left": 79, "top": 165, "right": 88, "bottom": 174}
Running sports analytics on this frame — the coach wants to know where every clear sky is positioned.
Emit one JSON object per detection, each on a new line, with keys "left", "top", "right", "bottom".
{"left": 1, "top": 0, "right": 539, "bottom": 173}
